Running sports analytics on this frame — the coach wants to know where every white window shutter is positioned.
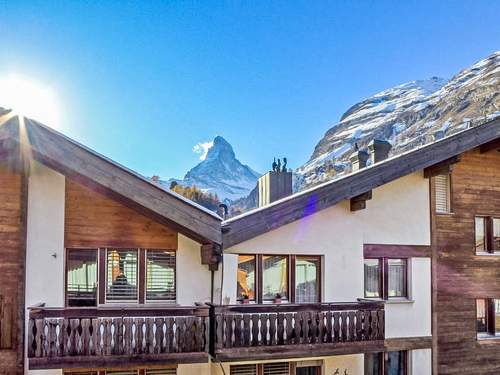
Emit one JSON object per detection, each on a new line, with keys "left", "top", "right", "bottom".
{"left": 230, "top": 364, "right": 257, "bottom": 375}
{"left": 435, "top": 174, "right": 451, "bottom": 213}
{"left": 263, "top": 363, "right": 290, "bottom": 375}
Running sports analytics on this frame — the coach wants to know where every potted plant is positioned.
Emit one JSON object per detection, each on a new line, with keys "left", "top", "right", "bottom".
{"left": 241, "top": 293, "right": 250, "bottom": 304}
{"left": 274, "top": 293, "right": 282, "bottom": 304}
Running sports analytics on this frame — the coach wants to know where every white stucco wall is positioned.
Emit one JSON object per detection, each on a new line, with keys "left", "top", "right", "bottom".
{"left": 177, "top": 233, "right": 220, "bottom": 305}
{"left": 26, "top": 161, "right": 66, "bottom": 308}
{"left": 385, "top": 258, "right": 432, "bottom": 338}
{"left": 224, "top": 172, "right": 432, "bottom": 339}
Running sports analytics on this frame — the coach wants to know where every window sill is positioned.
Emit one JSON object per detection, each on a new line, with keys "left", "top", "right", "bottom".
{"left": 385, "top": 298, "right": 414, "bottom": 304}
{"left": 475, "top": 252, "right": 500, "bottom": 257}
{"left": 477, "top": 334, "right": 500, "bottom": 343}
{"left": 435, "top": 211, "right": 455, "bottom": 216}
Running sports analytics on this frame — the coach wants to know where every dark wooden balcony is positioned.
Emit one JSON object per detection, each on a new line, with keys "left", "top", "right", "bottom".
{"left": 27, "top": 306, "right": 209, "bottom": 370}
{"left": 210, "top": 301, "right": 385, "bottom": 361}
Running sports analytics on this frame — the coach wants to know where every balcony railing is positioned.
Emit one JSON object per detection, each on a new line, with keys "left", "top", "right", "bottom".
{"left": 27, "top": 306, "right": 209, "bottom": 369}
{"left": 210, "top": 301, "right": 385, "bottom": 361}
{"left": 27, "top": 301, "right": 385, "bottom": 368}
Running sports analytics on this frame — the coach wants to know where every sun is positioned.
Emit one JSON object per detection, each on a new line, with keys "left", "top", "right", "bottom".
{"left": 0, "top": 74, "right": 60, "bottom": 129}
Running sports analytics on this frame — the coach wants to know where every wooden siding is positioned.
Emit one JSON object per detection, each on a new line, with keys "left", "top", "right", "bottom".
{"left": 432, "top": 148, "right": 500, "bottom": 374}
{"left": 0, "top": 166, "right": 24, "bottom": 374}
{"left": 65, "top": 179, "right": 177, "bottom": 249}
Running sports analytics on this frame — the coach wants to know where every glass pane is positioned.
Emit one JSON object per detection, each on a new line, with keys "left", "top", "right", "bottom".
{"left": 364, "top": 353, "right": 382, "bottom": 375}
{"left": 386, "top": 351, "right": 405, "bottom": 375}
{"left": 237, "top": 255, "right": 256, "bottom": 300}
{"left": 475, "top": 217, "right": 486, "bottom": 252}
{"left": 388, "top": 259, "right": 407, "bottom": 298}
{"left": 296, "top": 367, "right": 320, "bottom": 375}
{"left": 494, "top": 218, "right": 500, "bottom": 252}
{"left": 477, "top": 299, "right": 487, "bottom": 333}
{"left": 295, "top": 256, "right": 320, "bottom": 303}
{"left": 106, "top": 249, "right": 138, "bottom": 302}
{"left": 146, "top": 250, "right": 176, "bottom": 302}
{"left": 66, "top": 249, "right": 97, "bottom": 307}
{"left": 495, "top": 299, "right": 500, "bottom": 335}
{"left": 364, "top": 259, "right": 381, "bottom": 298}
{"left": 262, "top": 255, "right": 288, "bottom": 300}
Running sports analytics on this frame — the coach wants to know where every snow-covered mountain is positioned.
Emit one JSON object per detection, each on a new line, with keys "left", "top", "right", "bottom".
{"left": 297, "top": 51, "right": 500, "bottom": 187}
{"left": 166, "top": 136, "right": 260, "bottom": 203}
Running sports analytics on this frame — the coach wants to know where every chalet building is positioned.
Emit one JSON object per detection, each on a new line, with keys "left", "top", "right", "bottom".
{"left": 0, "top": 108, "right": 500, "bottom": 375}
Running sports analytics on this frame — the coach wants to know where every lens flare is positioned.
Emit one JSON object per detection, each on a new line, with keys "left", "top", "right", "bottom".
{"left": 0, "top": 74, "right": 60, "bottom": 129}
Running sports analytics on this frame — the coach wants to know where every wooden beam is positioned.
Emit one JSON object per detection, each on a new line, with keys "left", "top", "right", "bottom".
{"left": 364, "top": 244, "right": 431, "bottom": 258}
{"left": 350, "top": 191, "right": 372, "bottom": 212}
{"left": 29, "top": 352, "right": 208, "bottom": 370}
{"left": 423, "top": 156, "right": 460, "bottom": 178}
{"left": 384, "top": 336, "right": 432, "bottom": 351}
{"left": 480, "top": 137, "right": 500, "bottom": 153}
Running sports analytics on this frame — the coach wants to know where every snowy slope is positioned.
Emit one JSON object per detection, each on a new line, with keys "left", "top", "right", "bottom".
{"left": 165, "top": 136, "right": 260, "bottom": 202}
{"left": 297, "top": 51, "right": 500, "bottom": 188}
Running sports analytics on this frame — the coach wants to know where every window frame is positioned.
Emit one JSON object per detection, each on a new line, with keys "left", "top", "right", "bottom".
{"left": 236, "top": 254, "right": 322, "bottom": 304}
{"left": 65, "top": 247, "right": 176, "bottom": 307}
{"left": 364, "top": 257, "right": 409, "bottom": 300}
{"left": 364, "top": 351, "right": 408, "bottom": 375}
{"left": 237, "top": 254, "right": 257, "bottom": 302}
{"left": 145, "top": 249, "right": 177, "bottom": 304}
{"left": 434, "top": 173, "right": 453, "bottom": 214}
{"left": 476, "top": 298, "right": 500, "bottom": 339}
{"left": 65, "top": 248, "right": 99, "bottom": 308}
{"left": 475, "top": 216, "right": 500, "bottom": 255}
{"left": 105, "top": 248, "right": 140, "bottom": 304}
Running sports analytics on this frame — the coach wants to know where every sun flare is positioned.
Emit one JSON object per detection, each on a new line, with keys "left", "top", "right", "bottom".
{"left": 0, "top": 74, "right": 60, "bottom": 129}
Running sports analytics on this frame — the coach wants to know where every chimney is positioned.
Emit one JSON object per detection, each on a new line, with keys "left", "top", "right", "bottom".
{"left": 368, "top": 139, "right": 392, "bottom": 164}
{"left": 217, "top": 203, "right": 228, "bottom": 219}
{"left": 257, "top": 158, "right": 293, "bottom": 207}
{"left": 349, "top": 150, "right": 369, "bottom": 172}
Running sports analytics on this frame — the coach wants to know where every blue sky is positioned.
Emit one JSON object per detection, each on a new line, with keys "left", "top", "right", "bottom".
{"left": 1, "top": 1, "right": 499, "bottom": 179}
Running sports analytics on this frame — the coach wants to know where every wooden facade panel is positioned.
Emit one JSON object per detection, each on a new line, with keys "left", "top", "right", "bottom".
{"left": 0, "top": 166, "right": 22, "bottom": 374}
{"left": 433, "top": 148, "right": 500, "bottom": 374}
{"left": 65, "top": 179, "right": 177, "bottom": 249}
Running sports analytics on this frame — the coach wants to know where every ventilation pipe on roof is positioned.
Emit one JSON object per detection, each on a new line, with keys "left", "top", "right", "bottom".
{"left": 349, "top": 149, "right": 369, "bottom": 172}
{"left": 217, "top": 203, "right": 228, "bottom": 219}
{"left": 368, "top": 139, "right": 392, "bottom": 164}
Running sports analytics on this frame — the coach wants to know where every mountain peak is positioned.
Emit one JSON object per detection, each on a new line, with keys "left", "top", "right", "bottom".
{"left": 205, "top": 135, "right": 235, "bottom": 161}
{"left": 168, "top": 136, "right": 260, "bottom": 203}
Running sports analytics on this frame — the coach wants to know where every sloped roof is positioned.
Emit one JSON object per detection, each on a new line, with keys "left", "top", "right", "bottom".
{"left": 0, "top": 112, "right": 222, "bottom": 244}
{"left": 222, "top": 118, "right": 500, "bottom": 248}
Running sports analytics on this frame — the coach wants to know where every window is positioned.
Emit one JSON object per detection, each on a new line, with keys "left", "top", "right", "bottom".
{"left": 435, "top": 174, "right": 451, "bottom": 213}
{"left": 263, "top": 362, "right": 290, "bottom": 375}
{"left": 387, "top": 259, "right": 407, "bottom": 298}
{"left": 106, "top": 249, "right": 138, "bottom": 303}
{"left": 476, "top": 298, "right": 500, "bottom": 338}
{"left": 65, "top": 247, "right": 176, "bottom": 306}
{"left": 364, "top": 259, "right": 381, "bottom": 298}
{"left": 475, "top": 217, "right": 500, "bottom": 254}
{"left": 262, "top": 255, "right": 288, "bottom": 301}
{"left": 146, "top": 250, "right": 176, "bottom": 302}
{"left": 235, "top": 254, "right": 321, "bottom": 303}
{"left": 364, "top": 258, "right": 408, "bottom": 300}
{"left": 295, "top": 256, "right": 320, "bottom": 303}
{"left": 66, "top": 249, "right": 98, "bottom": 307}
{"left": 475, "top": 217, "right": 486, "bottom": 252}
{"left": 364, "top": 352, "right": 407, "bottom": 375}
{"left": 230, "top": 364, "right": 257, "bottom": 375}
{"left": 237, "top": 255, "right": 256, "bottom": 301}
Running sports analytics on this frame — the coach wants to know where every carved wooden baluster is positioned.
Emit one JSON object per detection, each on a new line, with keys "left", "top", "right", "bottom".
{"left": 242, "top": 314, "right": 251, "bottom": 347}
{"left": 167, "top": 317, "right": 174, "bottom": 353}
{"left": 269, "top": 314, "right": 278, "bottom": 346}
{"left": 348, "top": 311, "right": 356, "bottom": 341}
{"left": 284, "top": 313, "right": 293, "bottom": 344}
{"left": 80, "top": 318, "right": 90, "bottom": 355}
{"left": 251, "top": 314, "right": 260, "bottom": 346}
{"left": 259, "top": 314, "right": 268, "bottom": 345}
{"left": 232, "top": 315, "right": 241, "bottom": 348}
{"left": 277, "top": 313, "right": 285, "bottom": 345}
{"left": 355, "top": 310, "right": 362, "bottom": 341}
{"left": 333, "top": 311, "right": 340, "bottom": 342}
